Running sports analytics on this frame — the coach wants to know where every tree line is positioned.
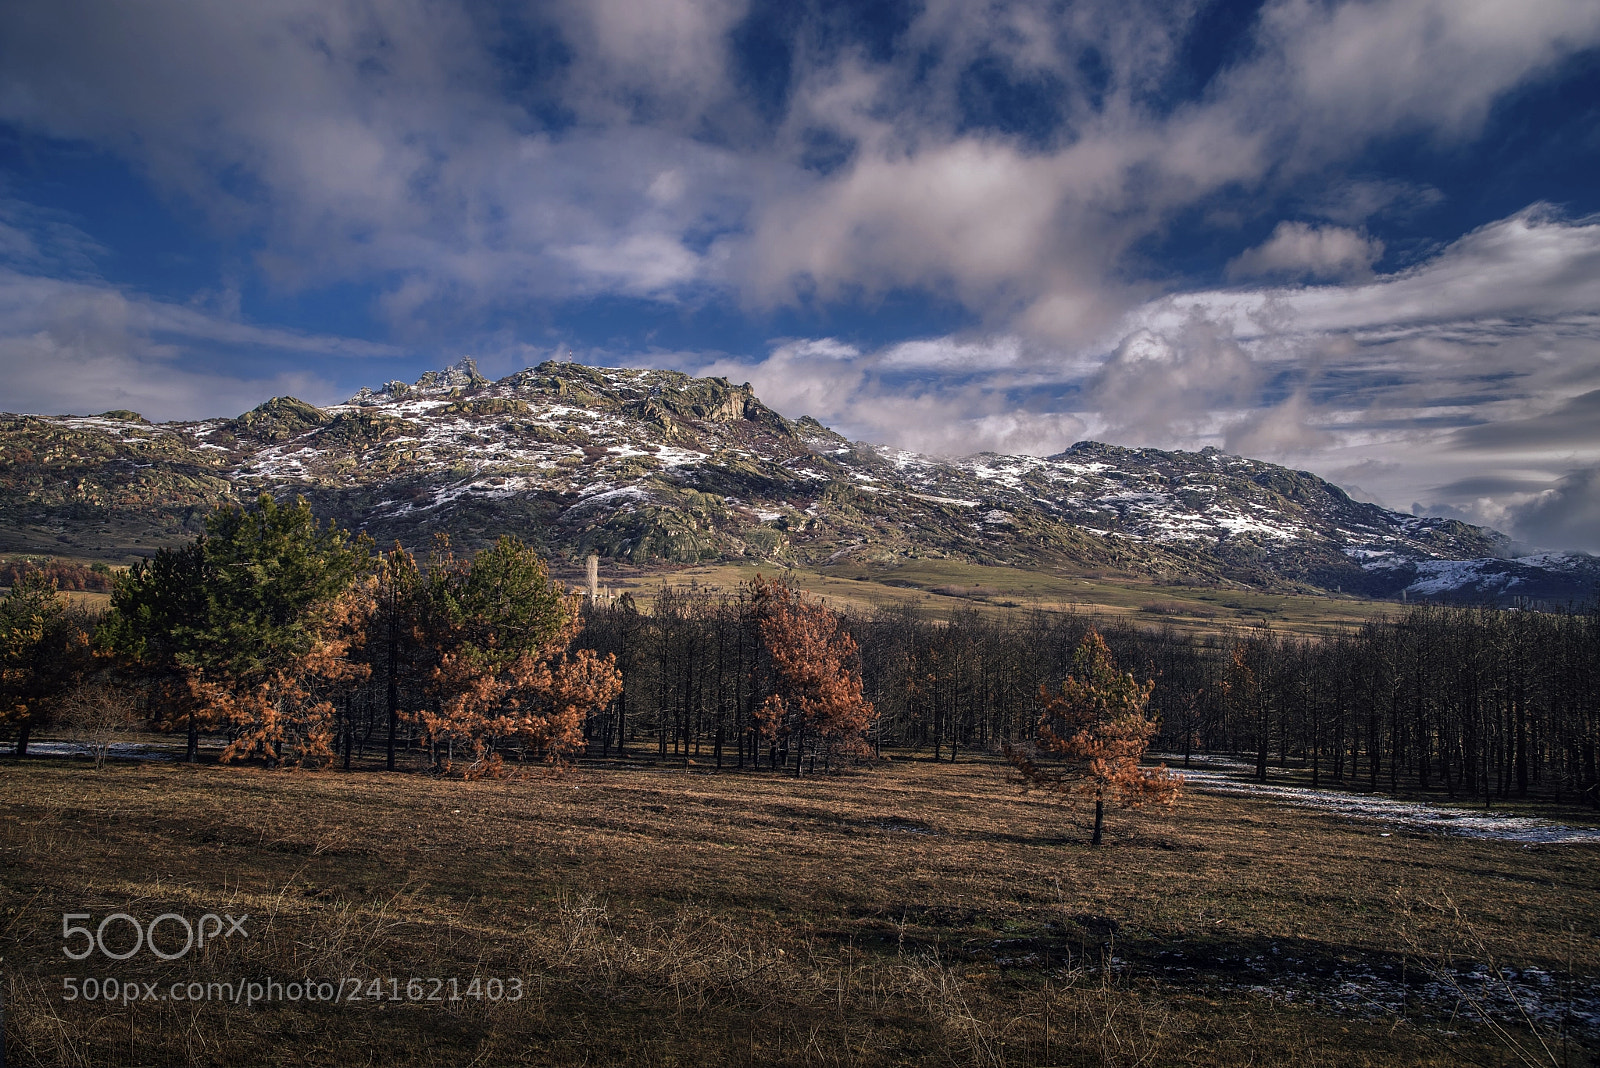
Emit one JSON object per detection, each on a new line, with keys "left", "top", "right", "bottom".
{"left": 2, "top": 495, "right": 628, "bottom": 775}
{"left": 0, "top": 496, "right": 876, "bottom": 778}
{"left": 3, "top": 495, "right": 1596, "bottom": 806}
{"left": 577, "top": 591, "right": 1600, "bottom": 806}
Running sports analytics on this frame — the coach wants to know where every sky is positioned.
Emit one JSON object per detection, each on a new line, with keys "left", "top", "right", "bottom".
{"left": 1, "top": 1, "right": 1599, "bottom": 552}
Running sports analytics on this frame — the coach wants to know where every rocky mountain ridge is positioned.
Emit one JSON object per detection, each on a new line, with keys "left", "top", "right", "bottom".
{"left": 3, "top": 357, "right": 1596, "bottom": 604}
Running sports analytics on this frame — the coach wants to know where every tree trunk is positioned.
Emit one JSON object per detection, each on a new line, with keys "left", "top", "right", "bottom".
{"left": 1311, "top": 711, "right": 1320, "bottom": 789}
{"left": 1255, "top": 700, "right": 1268, "bottom": 781}
{"left": 616, "top": 686, "right": 628, "bottom": 758}
{"left": 16, "top": 719, "right": 32, "bottom": 758}
{"left": 385, "top": 621, "right": 399, "bottom": 771}
{"left": 1091, "top": 799, "right": 1105, "bottom": 846}
{"left": 1183, "top": 702, "right": 1192, "bottom": 768}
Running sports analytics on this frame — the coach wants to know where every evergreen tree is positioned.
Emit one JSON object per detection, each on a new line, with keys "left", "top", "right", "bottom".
{"left": 409, "top": 536, "right": 621, "bottom": 775}
{"left": 102, "top": 494, "right": 368, "bottom": 762}
{"left": 1, "top": 571, "right": 95, "bottom": 756}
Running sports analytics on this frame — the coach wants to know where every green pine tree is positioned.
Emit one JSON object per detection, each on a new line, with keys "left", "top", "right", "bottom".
{"left": 102, "top": 494, "right": 368, "bottom": 760}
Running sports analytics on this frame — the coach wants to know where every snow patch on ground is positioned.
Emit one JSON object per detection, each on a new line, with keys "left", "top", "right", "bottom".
{"left": 1205, "top": 508, "right": 1301, "bottom": 541}
{"left": 2, "top": 742, "right": 175, "bottom": 761}
{"left": 1166, "top": 755, "right": 1600, "bottom": 844}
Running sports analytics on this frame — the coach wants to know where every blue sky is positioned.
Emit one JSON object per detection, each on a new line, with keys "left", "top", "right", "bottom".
{"left": 2, "top": 0, "right": 1599, "bottom": 551}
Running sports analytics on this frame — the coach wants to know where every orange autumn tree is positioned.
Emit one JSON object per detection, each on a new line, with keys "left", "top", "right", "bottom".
{"left": 1007, "top": 629, "right": 1180, "bottom": 845}
{"left": 750, "top": 575, "right": 873, "bottom": 776}
{"left": 410, "top": 536, "right": 621, "bottom": 777}
{"left": 199, "top": 583, "right": 374, "bottom": 767}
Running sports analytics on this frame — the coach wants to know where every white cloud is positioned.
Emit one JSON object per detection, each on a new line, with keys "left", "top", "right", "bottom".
{"left": 0, "top": 269, "right": 402, "bottom": 421}
{"left": 1227, "top": 222, "right": 1384, "bottom": 282}
{"left": 3, "top": 0, "right": 1593, "bottom": 343}
{"left": 557, "top": 232, "right": 706, "bottom": 296}
{"left": 877, "top": 335, "right": 1026, "bottom": 371}
{"left": 1255, "top": 0, "right": 1600, "bottom": 145}
{"left": 551, "top": 0, "right": 750, "bottom": 127}
{"left": 1082, "top": 319, "right": 1261, "bottom": 444}
{"left": 1224, "top": 392, "right": 1332, "bottom": 460}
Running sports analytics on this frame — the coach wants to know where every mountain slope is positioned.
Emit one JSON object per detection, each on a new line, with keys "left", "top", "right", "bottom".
{"left": 3, "top": 358, "right": 1595, "bottom": 603}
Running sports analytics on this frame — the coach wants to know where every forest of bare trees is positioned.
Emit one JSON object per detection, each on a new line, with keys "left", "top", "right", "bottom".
{"left": 576, "top": 592, "right": 1600, "bottom": 806}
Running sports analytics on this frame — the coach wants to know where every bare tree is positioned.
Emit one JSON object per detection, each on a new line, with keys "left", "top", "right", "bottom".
{"left": 56, "top": 681, "right": 143, "bottom": 769}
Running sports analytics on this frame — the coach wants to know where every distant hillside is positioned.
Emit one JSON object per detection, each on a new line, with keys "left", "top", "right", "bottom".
{"left": 3, "top": 358, "right": 1596, "bottom": 604}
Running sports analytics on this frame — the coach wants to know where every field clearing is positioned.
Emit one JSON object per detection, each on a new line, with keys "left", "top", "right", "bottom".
{"left": 12, "top": 551, "right": 1401, "bottom": 636}
{"left": 567, "top": 558, "right": 1397, "bottom": 637}
{"left": 2, "top": 753, "right": 1595, "bottom": 1066}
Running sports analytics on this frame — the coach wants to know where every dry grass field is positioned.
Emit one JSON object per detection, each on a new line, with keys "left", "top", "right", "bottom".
{"left": 568, "top": 558, "right": 1399, "bottom": 638}
{"left": 2, "top": 752, "right": 1596, "bottom": 1067}
{"left": 5, "top": 549, "right": 1404, "bottom": 636}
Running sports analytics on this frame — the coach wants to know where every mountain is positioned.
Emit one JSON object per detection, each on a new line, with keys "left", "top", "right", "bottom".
{"left": 3, "top": 357, "right": 1596, "bottom": 604}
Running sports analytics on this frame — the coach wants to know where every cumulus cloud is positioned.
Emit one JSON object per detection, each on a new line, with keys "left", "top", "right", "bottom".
{"left": 877, "top": 335, "right": 1028, "bottom": 372}
{"left": 1247, "top": 0, "right": 1600, "bottom": 147}
{"left": 1224, "top": 392, "right": 1333, "bottom": 460}
{"left": 1083, "top": 318, "right": 1261, "bottom": 445}
{"left": 1227, "top": 222, "right": 1384, "bottom": 282}
{"left": 1510, "top": 468, "right": 1600, "bottom": 554}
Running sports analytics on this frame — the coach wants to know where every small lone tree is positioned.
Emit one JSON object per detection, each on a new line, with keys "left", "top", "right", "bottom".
{"left": 1007, "top": 629, "right": 1180, "bottom": 844}
{"left": 55, "top": 680, "right": 143, "bottom": 769}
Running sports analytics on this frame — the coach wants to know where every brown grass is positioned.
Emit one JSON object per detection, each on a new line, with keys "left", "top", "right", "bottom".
{"left": 607, "top": 559, "right": 1397, "bottom": 638}
{"left": 1, "top": 753, "right": 1595, "bottom": 1066}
